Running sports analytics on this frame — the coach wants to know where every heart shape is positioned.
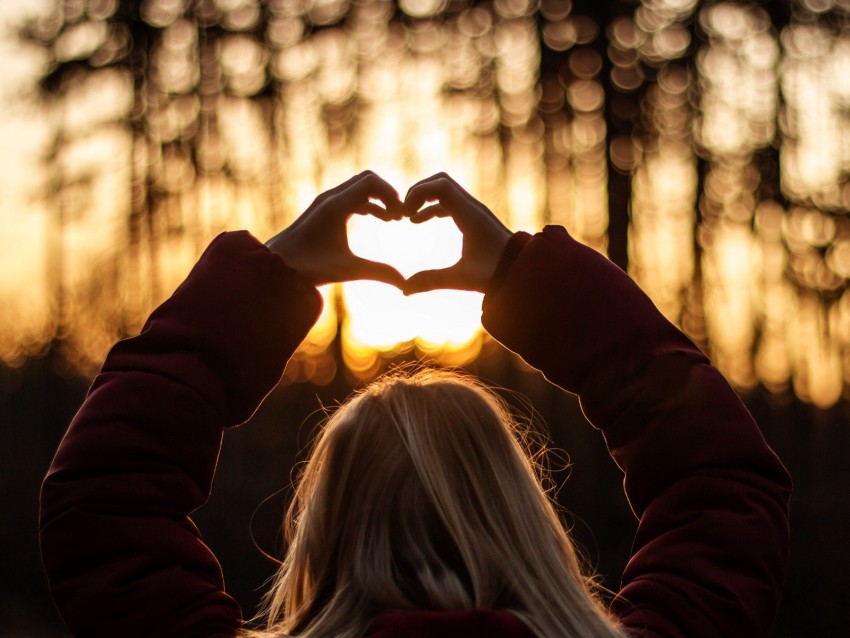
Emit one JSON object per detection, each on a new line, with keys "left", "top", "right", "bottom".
{"left": 265, "top": 171, "right": 511, "bottom": 295}
{"left": 347, "top": 215, "right": 463, "bottom": 280}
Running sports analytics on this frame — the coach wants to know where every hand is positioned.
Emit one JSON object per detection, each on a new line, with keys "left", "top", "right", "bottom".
{"left": 402, "top": 173, "right": 512, "bottom": 294}
{"left": 266, "top": 171, "right": 405, "bottom": 288}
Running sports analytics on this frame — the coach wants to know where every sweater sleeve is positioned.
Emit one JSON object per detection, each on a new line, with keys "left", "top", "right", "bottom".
{"left": 482, "top": 226, "right": 791, "bottom": 638}
{"left": 40, "top": 231, "right": 323, "bottom": 638}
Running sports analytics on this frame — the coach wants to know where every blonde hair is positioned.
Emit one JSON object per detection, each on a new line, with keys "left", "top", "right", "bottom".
{"left": 250, "top": 367, "right": 624, "bottom": 638}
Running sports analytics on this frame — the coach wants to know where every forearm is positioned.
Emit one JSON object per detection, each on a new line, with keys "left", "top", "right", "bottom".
{"left": 40, "top": 231, "right": 322, "bottom": 637}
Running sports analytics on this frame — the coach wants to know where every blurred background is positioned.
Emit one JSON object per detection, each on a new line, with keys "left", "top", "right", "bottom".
{"left": 1, "top": 0, "right": 848, "bottom": 635}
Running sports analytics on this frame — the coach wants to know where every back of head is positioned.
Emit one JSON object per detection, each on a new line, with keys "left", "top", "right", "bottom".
{"left": 257, "top": 368, "right": 623, "bottom": 638}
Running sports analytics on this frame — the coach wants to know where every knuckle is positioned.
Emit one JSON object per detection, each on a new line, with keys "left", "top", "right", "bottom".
{"left": 312, "top": 192, "right": 331, "bottom": 207}
{"left": 362, "top": 172, "right": 384, "bottom": 189}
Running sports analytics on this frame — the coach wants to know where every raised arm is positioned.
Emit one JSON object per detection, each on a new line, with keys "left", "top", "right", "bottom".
{"left": 403, "top": 174, "right": 791, "bottom": 637}
{"left": 40, "top": 172, "right": 404, "bottom": 637}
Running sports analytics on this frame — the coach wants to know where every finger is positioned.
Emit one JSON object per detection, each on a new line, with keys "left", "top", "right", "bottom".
{"left": 404, "top": 172, "right": 468, "bottom": 198}
{"left": 403, "top": 266, "right": 470, "bottom": 295}
{"left": 404, "top": 172, "right": 451, "bottom": 197}
{"left": 355, "top": 201, "right": 404, "bottom": 222}
{"left": 291, "top": 172, "right": 380, "bottom": 231}
{"left": 403, "top": 177, "right": 477, "bottom": 222}
{"left": 404, "top": 173, "right": 481, "bottom": 212}
{"left": 335, "top": 171, "right": 403, "bottom": 216}
{"left": 403, "top": 173, "right": 451, "bottom": 212}
{"left": 348, "top": 257, "right": 406, "bottom": 289}
{"left": 408, "top": 204, "right": 450, "bottom": 224}
{"left": 311, "top": 171, "right": 375, "bottom": 208}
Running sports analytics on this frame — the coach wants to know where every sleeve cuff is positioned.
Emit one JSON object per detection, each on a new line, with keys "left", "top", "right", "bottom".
{"left": 485, "top": 231, "right": 533, "bottom": 296}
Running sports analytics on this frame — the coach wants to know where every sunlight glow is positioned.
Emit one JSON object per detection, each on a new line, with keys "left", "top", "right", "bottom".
{"left": 343, "top": 216, "right": 483, "bottom": 373}
{"left": 3, "top": 0, "right": 850, "bottom": 406}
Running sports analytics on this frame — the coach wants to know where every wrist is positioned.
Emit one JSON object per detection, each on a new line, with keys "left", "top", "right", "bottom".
{"left": 265, "top": 232, "right": 318, "bottom": 287}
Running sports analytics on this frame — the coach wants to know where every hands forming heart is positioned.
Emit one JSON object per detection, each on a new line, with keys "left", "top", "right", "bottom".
{"left": 265, "top": 171, "right": 513, "bottom": 295}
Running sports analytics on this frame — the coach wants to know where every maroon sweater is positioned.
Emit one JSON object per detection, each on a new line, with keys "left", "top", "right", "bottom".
{"left": 40, "top": 227, "right": 791, "bottom": 637}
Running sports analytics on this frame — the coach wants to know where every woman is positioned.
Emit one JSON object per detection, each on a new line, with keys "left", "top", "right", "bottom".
{"left": 40, "top": 172, "right": 791, "bottom": 637}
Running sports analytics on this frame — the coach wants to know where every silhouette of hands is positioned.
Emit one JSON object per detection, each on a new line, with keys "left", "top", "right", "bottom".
{"left": 402, "top": 173, "right": 512, "bottom": 295}
{"left": 267, "top": 170, "right": 512, "bottom": 294}
{"left": 266, "top": 171, "right": 405, "bottom": 288}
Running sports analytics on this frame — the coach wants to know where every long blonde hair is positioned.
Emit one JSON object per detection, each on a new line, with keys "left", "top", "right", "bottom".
{"left": 252, "top": 367, "right": 624, "bottom": 637}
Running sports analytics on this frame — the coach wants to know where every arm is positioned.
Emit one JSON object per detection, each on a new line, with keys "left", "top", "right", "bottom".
{"left": 482, "top": 228, "right": 791, "bottom": 637}
{"left": 40, "top": 172, "right": 404, "bottom": 637}
{"left": 40, "top": 232, "right": 322, "bottom": 637}
{"left": 402, "top": 175, "right": 791, "bottom": 637}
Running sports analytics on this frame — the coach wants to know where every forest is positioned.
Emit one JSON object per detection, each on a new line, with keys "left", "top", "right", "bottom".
{"left": 1, "top": 1, "right": 849, "bottom": 635}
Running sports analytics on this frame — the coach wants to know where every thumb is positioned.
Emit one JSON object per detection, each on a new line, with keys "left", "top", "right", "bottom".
{"left": 348, "top": 257, "right": 405, "bottom": 289}
{"left": 403, "top": 267, "right": 468, "bottom": 295}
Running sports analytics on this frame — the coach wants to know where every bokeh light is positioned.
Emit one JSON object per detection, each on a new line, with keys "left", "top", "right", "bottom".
{"left": 2, "top": 0, "right": 850, "bottom": 406}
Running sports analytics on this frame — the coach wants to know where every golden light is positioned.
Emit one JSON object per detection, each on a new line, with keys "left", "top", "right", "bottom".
{"left": 344, "top": 214, "right": 482, "bottom": 368}
{"left": 2, "top": 0, "right": 850, "bottom": 407}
